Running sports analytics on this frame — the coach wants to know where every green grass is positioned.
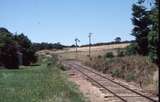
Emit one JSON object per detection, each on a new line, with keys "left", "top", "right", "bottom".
{"left": 0, "top": 59, "right": 86, "bottom": 102}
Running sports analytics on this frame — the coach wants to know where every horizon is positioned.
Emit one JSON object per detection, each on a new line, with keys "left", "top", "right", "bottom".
{"left": 1, "top": 0, "right": 136, "bottom": 45}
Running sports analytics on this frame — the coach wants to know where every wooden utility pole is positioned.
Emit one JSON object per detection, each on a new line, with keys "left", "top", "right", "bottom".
{"left": 88, "top": 32, "right": 93, "bottom": 58}
{"left": 75, "top": 38, "right": 80, "bottom": 59}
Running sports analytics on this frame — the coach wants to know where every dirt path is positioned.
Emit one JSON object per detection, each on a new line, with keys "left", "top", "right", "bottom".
{"left": 63, "top": 61, "right": 158, "bottom": 102}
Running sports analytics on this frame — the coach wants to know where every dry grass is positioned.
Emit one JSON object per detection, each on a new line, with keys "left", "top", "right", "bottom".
{"left": 54, "top": 43, "right": 129, "bottom": 61}
{"left": 84, "top": 55, "right": 159, "bottom": 95}
{"left": 66, "top": 43, "right": 129, "bottom": 52}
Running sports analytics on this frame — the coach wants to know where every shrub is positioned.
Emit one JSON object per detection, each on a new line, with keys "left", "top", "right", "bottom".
{"left": 125, "top": 43, "right": 137, "bottom": 55}
{"left": 105, "top": 52, "right": 114, "bottom": 58}
{"left": 111, "top": 68, "right": 121, "bottom": 77}
{"left": 125, "top": 72, "right": 135, "bottom": 82}
{"left": 117, "top": 49, "right": 125, "bottom": 57}
{"left": 97, "top": 55, "right": 102, "bottom": 59}
{"left": 0, "top": 42, "right": 19, "bottom": 69}
{"left": 57, "top": 64, "right": 66, "bottom": 71}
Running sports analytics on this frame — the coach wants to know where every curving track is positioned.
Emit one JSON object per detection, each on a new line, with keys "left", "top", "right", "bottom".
{"left": 63, "top": 61, "right": 158, "bottom": 102}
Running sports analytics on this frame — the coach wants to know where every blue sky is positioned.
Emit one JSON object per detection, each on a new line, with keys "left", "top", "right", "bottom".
{"left": 0, "top": 0, "right": 136, "bottom": 45}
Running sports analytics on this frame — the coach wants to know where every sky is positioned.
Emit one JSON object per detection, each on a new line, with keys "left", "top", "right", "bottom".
{"left": 0, "top": 0, "right": 137, "bottom": 45}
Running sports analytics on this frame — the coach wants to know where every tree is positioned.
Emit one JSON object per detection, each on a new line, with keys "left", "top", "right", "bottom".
{"left": 147, "top": 0, "right": 159, "bottom": 67}
{"left": 134, "top": 0, "right": 159, "bottom": 68}
{"left": 131, "top": 3, "right": 151, "bottom": 55}
{"left": 0, "top": 28, "right": 38, "bottom": 68}
{"left": 114, "top": 37, "right": 121, "bottom": 43}
{"left": 32, "top": 42, "right": 65, "bottom": 51}
{"left": 14, "top": 33, "right": 32, "bottom": 49}
{"left": 0, "top": 28, "right": 19, "bottom": 69}
{"left": 14, "top": 33, "right": 37, "bottom": 66}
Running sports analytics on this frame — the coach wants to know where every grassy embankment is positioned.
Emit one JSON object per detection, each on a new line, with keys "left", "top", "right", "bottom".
{"left": 0, "top": 55, "right": 86, "bottom": 102}
{"left": 84, "top": 54, "right": 158, "bottom": 95}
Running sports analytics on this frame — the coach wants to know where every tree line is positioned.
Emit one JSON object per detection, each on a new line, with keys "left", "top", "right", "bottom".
{"left": 0, "top": 28, "right": 66, "bottom": 69}
{"left": 32, "top": 42, "right": 65, "bottom": 51}
{"left": 81, "top": 40, "right": 135, "bottom": 47}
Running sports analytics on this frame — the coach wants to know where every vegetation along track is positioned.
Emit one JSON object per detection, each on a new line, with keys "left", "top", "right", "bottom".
{"left": 64, "top": 61, "right": 158, "bottom": 102}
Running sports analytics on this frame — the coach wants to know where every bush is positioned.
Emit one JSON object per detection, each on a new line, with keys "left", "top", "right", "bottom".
{"left": 125, "top": 72, "right": 135, "bottom": 82}
{"left": 125, "top": 43, "right": 137, "bottom": 55}
{"left": 117, "top": 49, "right": 125, "bottom": 57}
{"left": 57, "top": 64, "right": 66, "bottom": 71}
{"left": 97, "top": 55, "right": 102, "bottom": 59}
{"left": 22, "top": 48, "right": 37, "bottom": 66}
{"left": 0, "top": 42, "right": 19, "bottom": 69}
{"left": 111, "top": 68, "right": 122, "bottom": 77}
{"left": 105, "top": 52, "right": 114, "bottom": 58}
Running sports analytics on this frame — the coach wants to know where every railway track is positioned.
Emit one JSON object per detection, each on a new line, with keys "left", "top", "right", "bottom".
{"left": 64, "top": 61, "right": 158, "bottom": 102}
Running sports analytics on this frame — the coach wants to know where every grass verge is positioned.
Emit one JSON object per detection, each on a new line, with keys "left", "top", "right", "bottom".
{"left": 0, "top": 57, "right": 86, "bottom": 102}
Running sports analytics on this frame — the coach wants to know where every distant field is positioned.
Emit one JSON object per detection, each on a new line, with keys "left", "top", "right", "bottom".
{"left": 0, "top": 57, "right": 86, "bottom": 102}
{"left": 45, "top": 43, "right": 130, "bottom": 61}
{"left": 68, "top": 43, "right": 130, "bottom": 52}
